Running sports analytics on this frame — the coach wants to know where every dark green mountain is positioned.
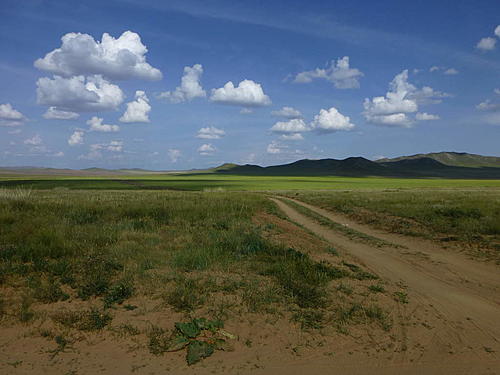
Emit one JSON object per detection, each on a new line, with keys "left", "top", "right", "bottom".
{"left": 377, "top": 152, "right": 500, "bottom": 168}
{"left": 214, "top": 155, "right": 500, "bottom": 179}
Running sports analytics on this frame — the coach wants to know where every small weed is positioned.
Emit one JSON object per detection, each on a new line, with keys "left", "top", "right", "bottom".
{"left": 19, "top": 295, "right": 34, "bottom": 322}
{"left": 337, "top": 283, "right": 353, "bottom": 295}
{"left": 164, "top": 277, "right": 206, "bottom": 312}
{"left": 53, "top": 308, "right": 112, "bottom": 331}
{"left": 326, "top": 247, "right": 339, "bottom": 256}
{"left": 104, "top": 279, "right": 134, "bottom": 308}
{"left": 148, "top": 318, "right": 231, "bottom": 365}
{"left": 394, "top": 291, "right": 409, "bottom": 304}
{"left": 30, "top": 276, "right": 69, "bottom": 303}
{"left": 368, "top": 284, "right": 385, "bottom": 293}
{"left": 293, "top": 309, "right": 325, "bottom": 329}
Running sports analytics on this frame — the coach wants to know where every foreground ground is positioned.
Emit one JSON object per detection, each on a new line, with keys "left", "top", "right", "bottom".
{"left": 0, "top": 186, "right": 498, "bottom": 374}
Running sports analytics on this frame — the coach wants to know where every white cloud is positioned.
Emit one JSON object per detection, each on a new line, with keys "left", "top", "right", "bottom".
{"left": 106, "top": 140, "right": 123, "bottom": 152}
{"left": 0, "top": 103, "right": 25, "bottom": 127}
{"left": 79, "top": 141, "right": 123, "bottom": 160}
{"left": 34, "top": 31, "right": 162, "bottom": 81}
{"left": 270, "top": 118, "right": 309, "bottom": 133}
{"left": 271, "top": 106, "right": 302, "bottom": 119}
{"left": 240, "top": 108, "right": 253, "bottom": 114}
{"left": 158, "top": 64, "right": 205, "bottom": 103}
{"left": 198, "top": 143, "right": 216, "bottom": 155}
{"left": 87, "top": 116, "right": 120, "bottom": 132}
{"left": 416, "top": 112, "right": 440, "bottom": 120}
{"left": 476, "top": 99, "right": 500, "bottom": 111}
{"left": 267, "top": 140, "right": 285, "bottom": 154}
{"left": 53, "top": 151, "right": 64, "bottom": 157}
{"left": 119, "top": 90, "right": 151, "bottom": 123}
{"left": 36, "top": 75, "right": 124, "bottom": 112}
{"left": 444, "top": 68, "right": 459, "bottom": 75}
{"left": 168, "top": 148, "right": 181, "bottom": 163}
{"left": 429, "top": 66, "right": 440, "bottom": 72}
{"left": 43, "top": 106, "right": 79, "bottom": 120}
{"left": 210, "top": 79, "right": 271, "bottom": 107}
{"left": 476, "top": 37, "right": 496, "bottom": 51}
{"left": 293, "top": 56, "right": 363, "bottom": 89}
{"left": 281, "top": 133, "right": 304, "bottom": 140}
{"left": 68, "top": 130, "right": 84, "bottom": 146}
{"left": 8, "top": 129, "right": 22, "bottom": 134}
{"left": 495, "top": 25, "right": 500, "bottom": 38}
{"left": 495, "top": 88, "right": 500, "bottom": 95}
{"left": 310, "top": 107, "right": 355, "bottom": 132}
{"left": 24, "top": 134, "right": 42, "bottom": 145}
{"left": 0, "top": 103, "right": 24, "bottom": 120}
{"left": 196, "top": 126, "right": 225, "bottom": 139}
{"left": 363, "top": 70, "right": 446, "bottom": 127}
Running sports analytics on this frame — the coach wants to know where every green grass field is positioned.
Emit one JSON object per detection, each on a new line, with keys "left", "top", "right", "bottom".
{"left": 1, "top": 173, "right": 500, "bottom": 191}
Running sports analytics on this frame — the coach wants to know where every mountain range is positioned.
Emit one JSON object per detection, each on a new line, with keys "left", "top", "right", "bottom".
{"left": 1, "top": 152, "right": 499, "bottom": 179}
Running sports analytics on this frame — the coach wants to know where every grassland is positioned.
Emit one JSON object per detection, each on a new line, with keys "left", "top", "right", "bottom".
{"left": 283, "top": 189, "right": 500, "bottom": 262}
{"left": 0, "top": 188, "right": 399, "bottom": 371}
{"left": 1, "top": 173, "right": 500, "bottom": 191}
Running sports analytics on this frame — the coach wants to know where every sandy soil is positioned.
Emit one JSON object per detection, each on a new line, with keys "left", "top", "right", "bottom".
{"left": 270, "top": 197, "right": 500, "bottom": 374}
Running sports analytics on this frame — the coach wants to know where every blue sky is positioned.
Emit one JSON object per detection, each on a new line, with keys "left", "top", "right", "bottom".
{"left": 0, "top": 0, "right": 499, "bottom": 170}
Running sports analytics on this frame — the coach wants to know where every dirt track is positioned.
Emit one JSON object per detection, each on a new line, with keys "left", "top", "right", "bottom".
{"left": 268, "top": 197, "right": 500, "bottom": 375}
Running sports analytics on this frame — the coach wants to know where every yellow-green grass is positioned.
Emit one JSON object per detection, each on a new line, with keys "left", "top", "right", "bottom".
{"left": 282, "top": 189, "right": 500, "bottom": 262}
{"left": 1, "top": 173, "right": 500, "bottom": 191}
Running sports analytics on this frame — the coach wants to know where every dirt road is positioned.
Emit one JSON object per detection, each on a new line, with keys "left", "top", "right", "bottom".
{"left": 267, "top": 197, "right": 500, "bottom": 375}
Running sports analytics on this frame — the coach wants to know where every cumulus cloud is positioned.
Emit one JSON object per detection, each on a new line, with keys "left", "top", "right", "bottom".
{"left": 310, "top": 107, "right": 355, "bottom": 133}
{"left": 119, "top": 90, "right": 151, "bottom": 123}
{"left": 281, "top": 133, "right": 304, "bottom": 140}
{"left": 476, "top": 37, "right": 496, "bottom": 51}
{"left": 0, "top": 103, "right": 25, "bottom": 126}
{"left": 270, "top": 118, "right": 309, "bottom": 134}
{"left": 87, "top": 116, "right": 120, "bottom": 132}
{"left": 79, "top": 141, "right": 123, "bottom": 160}
{"left": 210, "top": 79, "right": 271, "bottom": 107}
{"left": 43, "top": 106, "right": 79, "bottom": 120}
{"left": 158, "top": 64, "right": 205, "bottom": 103}
{"left": 495, "top": 25, "right": 500, "bottom": 38}
{"left": 267, "top": 141, "right": 286, "bottom": 154}
{"left": 168, "top": 149, "right": 181, "bottom": 163}
{"left": 416, "top": 112, "right": 440, "bottom": 121}
{"left": 24, "top": 134, "right": 42, "bottom": 145}
{"left": 476, "top": 99, "right": 500, "bottom": 111}
{"left": 68, "top": 130, "right": 84, "bottom": 146}
{"left": 196, "top": 126, "right": 225, "bottom": 139}
{"left": 293, "top": 56, "right": 363, "bottom": 89}
{"left": 363, "top": 70, "right": 447, "bottom": 127}
{"left": 198, "top": 143, "right": 216, "bottom": 155}
{"left": 34, "top": 31, "right": 162, "bottom": 81}
{"left": 444, "top": 68, "right": 459, "bottom": 75}
{"left": 36, "top": 75, "right": 124, "bottom": 112}
{"left": 271, "top": 106, "right": 302, "bottom": 119}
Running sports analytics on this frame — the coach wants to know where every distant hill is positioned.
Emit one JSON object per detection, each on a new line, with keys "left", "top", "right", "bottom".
{"left": 377, "top": 152, "right": 500, "bottom": 168}
{"left": 213, "top": 155, "right": 500, "bottom": 179}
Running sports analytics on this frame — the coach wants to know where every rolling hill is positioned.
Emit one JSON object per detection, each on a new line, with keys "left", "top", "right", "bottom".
{"left": 213, "top": 153, "right": 500, "bottom": 179}
{"left": 377, "top": 152, "right": 500, "bottom": 168}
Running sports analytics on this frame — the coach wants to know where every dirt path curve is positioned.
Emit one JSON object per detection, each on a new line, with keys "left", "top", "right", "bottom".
{"left": 267, "top": 197, "right": 500, "bottom": 375}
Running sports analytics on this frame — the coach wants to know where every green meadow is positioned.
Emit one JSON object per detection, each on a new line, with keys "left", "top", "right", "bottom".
{"left": 1, "top": 173, "right": 500, "bottom": 191}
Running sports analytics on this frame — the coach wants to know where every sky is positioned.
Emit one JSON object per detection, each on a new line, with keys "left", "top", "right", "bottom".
{"left": 0, "top": 0, "right": 499, "bottom": 170}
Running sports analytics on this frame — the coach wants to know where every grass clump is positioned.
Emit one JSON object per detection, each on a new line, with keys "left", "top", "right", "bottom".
{"left": 164, "top": 277, "right": 206, "bottom": 312}
{"left": 53, "top": 308, "right": 112, "bottom": 331}
{"left": 104, "top": 279, "right": 134, "bottom": 308}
